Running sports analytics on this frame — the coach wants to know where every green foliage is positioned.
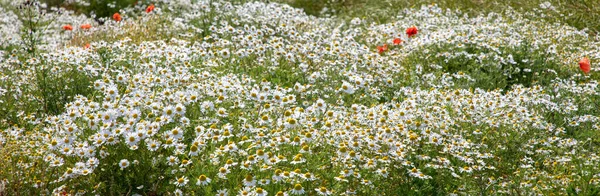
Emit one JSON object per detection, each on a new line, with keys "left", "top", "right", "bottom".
{"left": 43, "top": 0, "right": 138, "bottom": 19}
{"left": 0, "top": 60, "right": 98, "bottom": 126}
{"left": 406, "top": 42, "right": 573, "bottom": 91}
{"left": 285, "top": 0, "right": 362, "bottom": 17}
{"left": 82, "top": 144, "right": 172, "bottom": 195}
{"left": 0, "top": 2, "right": 99, "bottom": 127}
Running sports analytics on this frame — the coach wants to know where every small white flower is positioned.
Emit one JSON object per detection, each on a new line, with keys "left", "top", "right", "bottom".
{"left": 174, "top": 176, "right": 189, "bottom": 187}
{"left": 197, "top": 175, "right": 211, "bottom": 186}
{"left": 119, "top": 159, "right": 130, "bottom": 169}
{"left": 289, "top": 184, "right": 305, "bottom": 195}
{"left": 340, "top": 81, "right": 355, "bottom": 94}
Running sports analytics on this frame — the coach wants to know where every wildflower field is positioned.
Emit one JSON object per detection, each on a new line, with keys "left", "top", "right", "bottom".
{"left": 1, "top": 0, "right": 600, "bottom": 195}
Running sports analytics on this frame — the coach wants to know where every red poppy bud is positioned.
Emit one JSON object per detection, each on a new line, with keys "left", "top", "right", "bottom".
{"left": 406, "top": 26, "right": 418, "bottom": 38}
{"left": 62, "top": 24, "right": 73, "bottom": 31}
{"left": 393, "top": 38, "right": 402, "bottom": 45}
{"left": 579, "top": 57, "right": 591, "bottom": 74}
{"left": 113, "top": 13, "right": 122, "bottom": 22}
{"left": 80, "top": 24, "right": 92, "bottom": 30}
{"left": 146, "top": 4, "right": 155, "bottom": 13}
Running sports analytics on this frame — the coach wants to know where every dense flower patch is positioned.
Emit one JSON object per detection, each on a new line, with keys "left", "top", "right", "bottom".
{"left": 0, "top": 0, "right": 599, "bottom": 195}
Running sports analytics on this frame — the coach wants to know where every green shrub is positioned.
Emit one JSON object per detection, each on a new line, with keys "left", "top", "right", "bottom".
{"left": 407, "top": 42, "right": 573, "bottom": 91}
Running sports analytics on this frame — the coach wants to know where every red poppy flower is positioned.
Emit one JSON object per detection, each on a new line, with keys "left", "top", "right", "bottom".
{"left": 80, "top": 24, "right": 92, "bottom": 30}
{"left": 377, "top": 44, "right": 388, "bottom": 54}
{"left": 146, "top": 4, "right": 155, "bottom": 13}
{"left": 406, "top": 26, "right": 418, "bottom": 38}
{"left": 62, "top": 24, "right": 73, "bottom": 31}
{"left": 579, "top": 57, "right": 591, "bottom": 74}
{"left": 84, "top": 43, "right": 91, "bottom": 49}
{"left": 113, "top": 13, "right": 122, "bottom": 22}
{"left": 393, "top": 38, "right": 402, "bottom": 45}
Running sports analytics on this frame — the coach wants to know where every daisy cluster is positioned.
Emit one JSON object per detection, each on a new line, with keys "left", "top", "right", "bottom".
{"left": 1, "top": 0, "right": 600, "bottom": 195}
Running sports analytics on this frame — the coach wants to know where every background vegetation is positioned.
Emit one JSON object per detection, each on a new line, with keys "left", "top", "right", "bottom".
{"left": 40, "top": 0, "right": 600, "bottom": 34}
{"left": 281, "top": 0, "right": 600, "bottom": 34}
